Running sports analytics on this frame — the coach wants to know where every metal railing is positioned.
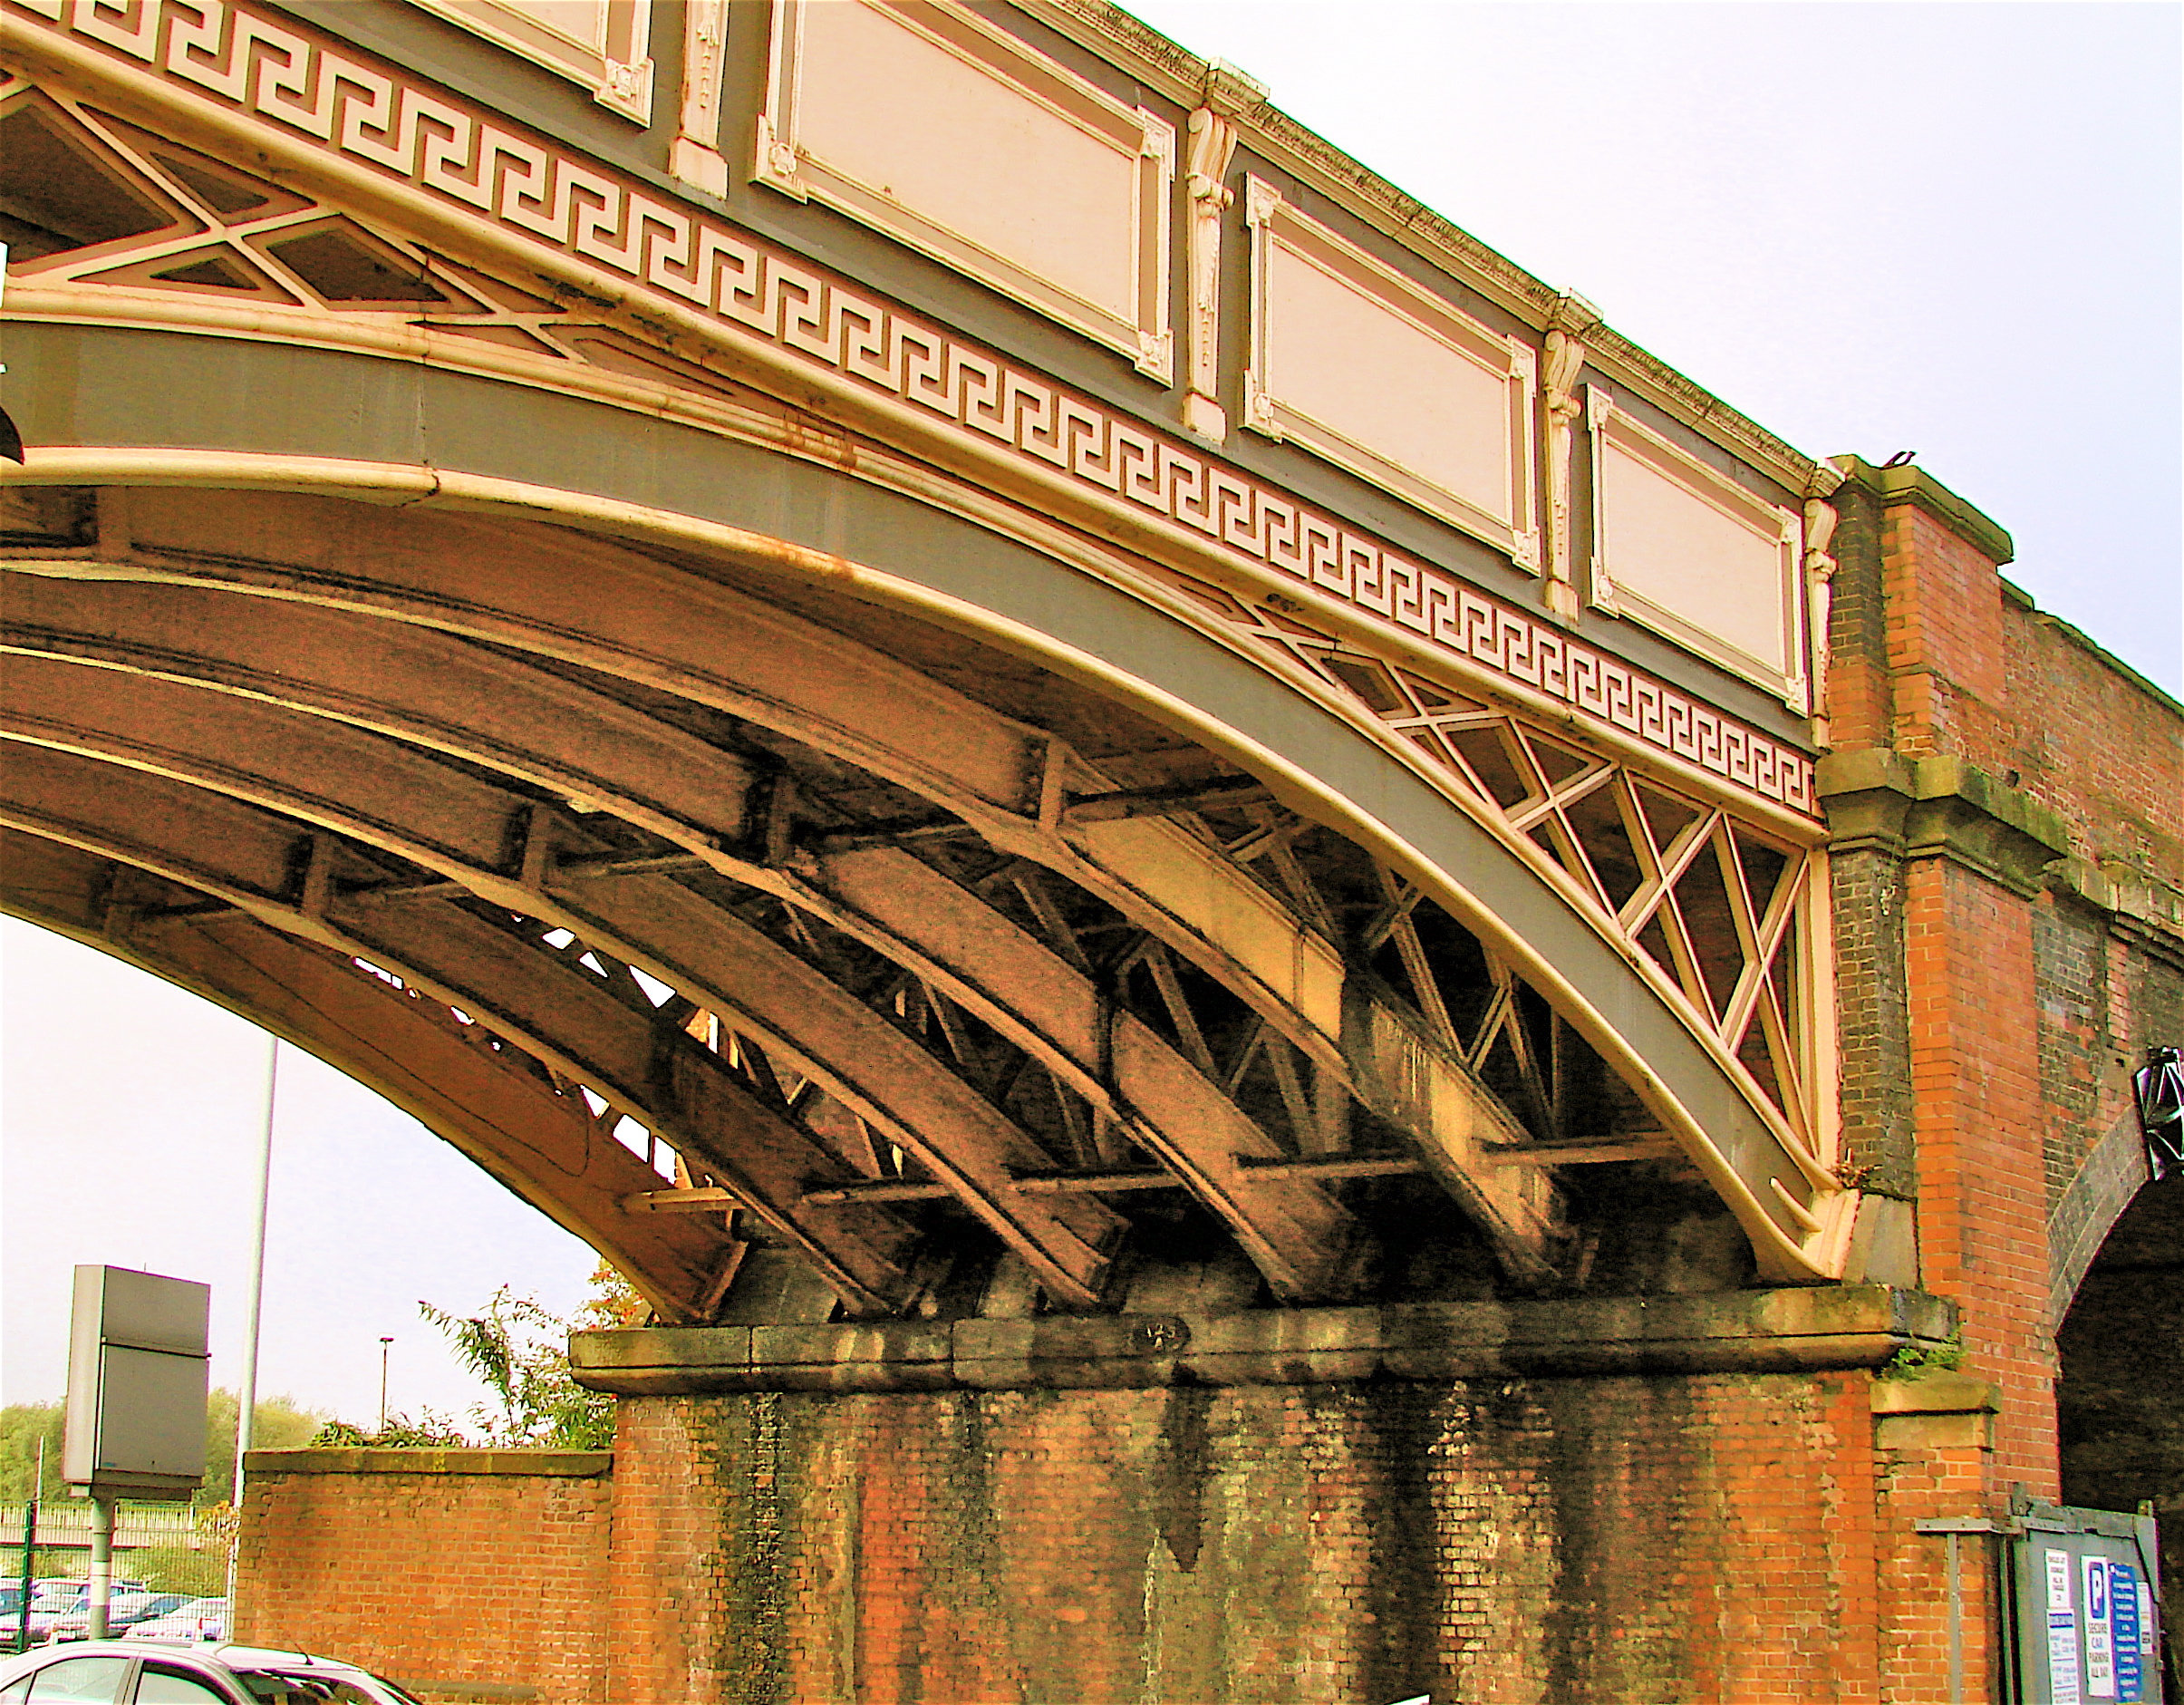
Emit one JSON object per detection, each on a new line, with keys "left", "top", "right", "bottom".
{"left": 1, "top": 1502, "right": 208, "bottom": 1553}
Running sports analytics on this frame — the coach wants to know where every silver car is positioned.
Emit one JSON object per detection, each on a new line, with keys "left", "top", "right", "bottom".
{"left": 38, "top": 1596, "right": 192, "bottom": 1646}
{"left": 0, "top": 1641, "right": 422, "bottom": 1704}
{"left": 120, "top": 1604, "right": 227, "bottom": 1646}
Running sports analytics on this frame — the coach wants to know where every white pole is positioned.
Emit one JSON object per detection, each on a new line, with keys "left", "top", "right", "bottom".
{"left": 227, "top": 1037, "right": 279, "bottom": 1611}
{"left": 85, "top": 1497, "right": 112, "bottom": 1641}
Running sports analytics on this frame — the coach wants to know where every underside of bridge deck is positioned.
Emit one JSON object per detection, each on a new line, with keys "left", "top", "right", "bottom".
{"left": 0, "top": 36, "right": 1857, "bottom": 1319}
{"left": 1, "top": 478, "right": 1832, "bottom": 1322}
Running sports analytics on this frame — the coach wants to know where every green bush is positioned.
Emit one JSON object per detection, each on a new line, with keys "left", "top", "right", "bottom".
{"left": 309, "top": 1267, "right": 642, "bottom": 1452}
{"left": 308, "top": 1412, "right": 469, "bottom": 1448}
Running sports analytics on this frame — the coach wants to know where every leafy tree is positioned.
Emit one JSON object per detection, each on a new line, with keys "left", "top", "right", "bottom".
{"left": 198, "top": 1390, "right": 324, "bottom": 1506}
{"left": 420, "top": 1289, "right": 611, "bottom": 1448}
{"left": 0, "top": 1404, "right": 63, "bottom": 1504}
{"left": 308, "top": 1264, "right": 640, "bottom": 1451}
{"left": 0, "top": 1393, "right": 320, "bottom": 1506}
{"left": 575, "top": 1261, "right": 648, "bottom": 1331}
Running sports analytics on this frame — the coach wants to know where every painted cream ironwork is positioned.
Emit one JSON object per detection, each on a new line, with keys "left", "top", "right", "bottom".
{"left": 402, "top": 0, "right": 652, "bottom": 121}
{"left": 1173, "top": 588, "right": 1830, "bottom": 1151}
{"left": 1588, "top": 384, "right": 1811, "bottom": 712}
{"left": 1179, "top": 63, "right": 1263, "bottom": 441}
{"left": 0, "top": 0, "right": 1866, "bottom": 1315}
{"left": 0, "top": 16, "right": 1819, "bottom": 818}
{"left": 667, "top": 0, "right": 730, "bottom": 197}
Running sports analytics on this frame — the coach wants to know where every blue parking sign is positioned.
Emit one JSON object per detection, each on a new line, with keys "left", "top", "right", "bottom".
{"left": 2109, "top": 1562, "right": 2142, "bottom": 1702}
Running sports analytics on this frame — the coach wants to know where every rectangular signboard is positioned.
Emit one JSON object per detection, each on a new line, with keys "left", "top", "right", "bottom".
{"left": 2113, "top": 1563, "right": 2144, "bottom": 1700}
{"left": 2011, "top": 1507, "right": 2166, "bottom": 1705}
{"left": 63, "top": 1265, "right": 210, "bottom": 1499}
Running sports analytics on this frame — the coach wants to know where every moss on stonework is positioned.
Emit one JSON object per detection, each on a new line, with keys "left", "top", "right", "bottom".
{"left": 1877, "top": 1329, "right": 1967, "bottom": 1380}
{"left": 712, "top": 1390, "right": 788, "bottom": 1705}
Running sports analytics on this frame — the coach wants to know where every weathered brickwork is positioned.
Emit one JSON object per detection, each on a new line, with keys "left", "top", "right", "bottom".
{"left": 1829, "top": 843, "right": 1918, "bottom": 1198}
{"left": 1824, "top": 458, "right": 2184, "bottom": 1517}
{"left": 588, "top": 1371, "right": 1986, "bottom": 1705}
{"left": 235, "top": 1450, "right": 613, "bottom": 1704}
{"left": 1902, "top": 857, "right": 2057, "bottom": 1487}
{"left": 234, "top": 1357, "right": 2019, "bottom": 1705}
{"left": 1996, "top": 599, "right": 2184, "bottom": 871}
{"left": 1871, "top": 1383, "right": 2003, "bottom": 1702}
{"left": 1875, "top": 503, "right": 2010, "bottom": 762}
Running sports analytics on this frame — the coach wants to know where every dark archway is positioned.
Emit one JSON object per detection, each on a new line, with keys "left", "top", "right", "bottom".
{"left": 2057, "top": 1170, "right": 2184, "bottom": 1652}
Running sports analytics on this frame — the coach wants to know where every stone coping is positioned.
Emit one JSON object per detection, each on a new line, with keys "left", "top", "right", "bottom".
{"left": 570, "top": 1284, "right": 1954, "bottom": 1395}
{"left": 1869, "top": 1372, "right": 2001, "bottom": 1416}
{"left": 243, "top": 1448, "right": 611, "bottom": 1477}
{"left": 1834, "top": 455, "right": 2015, "bottom": 566}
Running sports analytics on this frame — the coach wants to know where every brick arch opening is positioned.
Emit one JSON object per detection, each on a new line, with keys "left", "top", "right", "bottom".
{"left": 2055, "top": 1169, "right": 2184, "bottom": 1649}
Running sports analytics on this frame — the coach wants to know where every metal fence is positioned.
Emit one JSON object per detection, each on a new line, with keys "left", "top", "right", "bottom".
{"left": 0, "top": 1503, "right": 209, "bottom": 1553}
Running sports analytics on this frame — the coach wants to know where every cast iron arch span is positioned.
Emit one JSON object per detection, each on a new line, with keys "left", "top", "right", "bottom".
{"left": 0, "top": 344, "right": 1847, "bottom": 1283}
{"left": 0, "top": 646, "right": 1391, "bottom": 1307}
{"left": 0, "top": 471, "right": 1843, "bottom": 1284}
{"left": 0, "top": 551, "right": 1561, "bottom": 1305}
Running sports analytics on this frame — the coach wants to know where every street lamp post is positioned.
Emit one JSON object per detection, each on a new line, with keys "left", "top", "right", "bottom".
{"left": 226, "top": 1037, "right": 279, "bottom": 1613}
{"left": 378, "top": 1338, "right": 393, "bottom": 1433}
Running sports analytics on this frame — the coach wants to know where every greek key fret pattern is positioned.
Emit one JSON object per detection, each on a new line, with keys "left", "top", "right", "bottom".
{"left": 7, "top": 0, "right": 1816, "bottom": 817}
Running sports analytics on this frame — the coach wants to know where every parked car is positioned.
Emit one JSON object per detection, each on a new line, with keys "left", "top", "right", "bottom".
{"left": 122, "top": 1602, "right": 227, "bottom": 1644}
{"left": 42, "top": 1596, "right": 192, "bottom": 1644}
{"left": 27, "top": 1589, "right": 154, "bottom": 1646}
{"left": 0, "top": 1640, "right": 425, "bottom": 1703}
{"left": 29, "top": 1583, "right": 148, "bottom": 1609}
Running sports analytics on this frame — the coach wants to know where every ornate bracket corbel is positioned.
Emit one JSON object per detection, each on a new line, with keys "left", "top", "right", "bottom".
{"left": 670, "top": 1, "right": 731, "bottom": 198}
{"left": 1802, "top": 460, "right": 1846, "bottom": 742}
{"left": 1182, "top": 61, "right": 1264, "bottom": 441}
{"left": 1541, "top": 291, "right": 1602, "bottom": 622}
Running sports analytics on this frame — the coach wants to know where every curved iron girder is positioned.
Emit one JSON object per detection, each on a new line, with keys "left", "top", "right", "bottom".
{"left": 0, "top": 573, "right": 1570, "bottom": 1287}
{"left": 5, "top": 488, "right": 1351, "bottom": 1068}
{"left": 0, "top": 644, "right": 1375, "bottom": 1297}
{"left": 0, "top": 742, "right": 942, "bottom": 1313}
{"left": 1, "top": 526, "right": 1574, "bottom": 1280}
{"left": 0, "top": 288, "right": 1853, "bottom": 1275}
{"left": 0, "top": 829, "right": 739, "bottom": 1323}
{"left": 0, "top": 732, "right": 1126, "bottom": 1308}
{"left": 0, "top": 567, "right": 761, "bottom": 850}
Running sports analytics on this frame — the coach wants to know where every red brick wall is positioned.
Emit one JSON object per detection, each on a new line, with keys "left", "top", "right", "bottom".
{"left": 1998, "top": 605, "right": 2184, "bottom": 867}
{"left": 602, "top": 1371, "right": 1986, "bottom": 1705}
{"left": 237, "top": 1449, "right": 612, "bottom": 1704}
{"left": 1872, "top": 1390, "right": 2003, "bottom": 1701}
{"left": 1878, "top": 504, "right": 2010, "bottom": 762}
{"left": 1903, "top": 859, "right": 2057, "bottom": 1489}
{"left": 1829, "top": 465, "right": 2183, "bottom": 1502}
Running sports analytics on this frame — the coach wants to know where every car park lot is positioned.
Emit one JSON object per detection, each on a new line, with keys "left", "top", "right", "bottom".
{"left": 0, "top": 1641, "right": 423, "bottom": 1703}
{"left": 13, "top": 1584, "right": 157, "bottom": 1647}
{"left": 38, "top": 1598, "right": 195, "bottom": 1646}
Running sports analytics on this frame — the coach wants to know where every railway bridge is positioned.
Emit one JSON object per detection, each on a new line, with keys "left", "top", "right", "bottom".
{"left": 2, "top": 3, "right": 2177, "bottom": 1700}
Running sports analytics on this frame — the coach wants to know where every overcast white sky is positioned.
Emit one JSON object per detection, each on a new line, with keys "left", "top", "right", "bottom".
{"left": 5, "top": 2, "right": 2179, "bottom": 1424}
